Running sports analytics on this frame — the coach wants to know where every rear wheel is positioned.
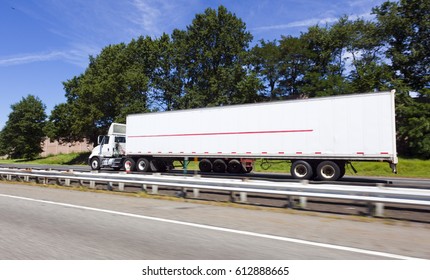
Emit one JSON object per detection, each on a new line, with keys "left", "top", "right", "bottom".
{"left": 212, "top": 159, "right": 227, "bottom": 173}
{"left": 316, "top": 161, "right": 341, "bottom": 181}
{"left": 136, "top": 158, "right": 150, "bottom": 172}
{"left": 124, "top": 158, "right": 136, "bottom": 171}
{"left": 199, "top": 159, "right": 212, "bottom": 173}
{"left": 227, "top": 159, "right": 244, "bottom": 174}
{"left": 291, "top": 160, "right": 313, "bottom": 180}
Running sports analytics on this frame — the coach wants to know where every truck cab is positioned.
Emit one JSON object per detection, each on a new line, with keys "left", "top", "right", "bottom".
{"left": 88, "top": 123, "right": 126, "bottom": 170}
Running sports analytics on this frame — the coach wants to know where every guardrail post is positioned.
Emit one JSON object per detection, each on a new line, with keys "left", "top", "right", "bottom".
{"left": 7, "top": 174, "right": 12, "bottom": 181}
{"left": 151, "top": 185, "right": 158, "bottom": 195}
{"left": 142, "top": 184, "right": 147, "bottom": 192}
{"left": 375, "top": 202, "right": 384, "bottom": 217}
{"left": 193, "top": 188, "right": 199, "bottom": 198}
{"left": 65, "top": 178, "right": 70, "bottom": 186}
{"left": 240, "top": 192, "right": 247, "bottom": 203}
{"left": 24, "top": 176, "right": 29, "bottom": 182}
{"left": 118, "top": 182, "right": 124, "bottom": 191}
{"left": 107, "top": 182, "right": 113, "bottom": 191}
{"left": 299, "top": 196, "right": 307, "bottom": 209}
{"left": 230, "top": 192, "right": 236, "bottom": 202}
{"left": 89, "top": 180, "right": 95, "bottom": 189}
{"left": 367, "top": 202, "right": 385, "bottom": 217}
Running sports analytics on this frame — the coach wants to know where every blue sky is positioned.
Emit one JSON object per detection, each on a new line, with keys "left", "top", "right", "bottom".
{"left": 0, "top": 0, "right": 386, "bottom": 129}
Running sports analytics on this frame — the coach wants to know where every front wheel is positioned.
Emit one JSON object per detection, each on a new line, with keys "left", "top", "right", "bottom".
{"left": 90, "top": 157, "right": 101, "bottom": 170}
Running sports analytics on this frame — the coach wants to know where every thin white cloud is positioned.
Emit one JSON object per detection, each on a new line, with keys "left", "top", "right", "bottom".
{"left": 0, "top": 48, "right": 93, "bottom": 68}
{"left": 0, "top": 52, "right": 64, "bottom": 66}
{"left": 129, "top": 0, "right": 163, "bottom": 36}
{"left": 252, "top": 17, "right": 339, "bottom": 31}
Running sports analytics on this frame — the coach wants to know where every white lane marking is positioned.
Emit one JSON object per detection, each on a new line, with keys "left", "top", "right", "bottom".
{"left": 0, "top": 193, "right": 423, "bottom": 260}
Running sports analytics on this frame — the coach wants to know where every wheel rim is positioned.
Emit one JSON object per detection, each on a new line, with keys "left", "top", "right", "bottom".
{"left": 321, "top": 165, "right": 335, "bottom": 179}
{"left": 138, "top": 161, "right": 147, "bottom": 171}
{"left": 91, "top": 159, "right": 99, "bottom": 169}
{"left": 294, "top": 164, "right": 308, "bottom": 178}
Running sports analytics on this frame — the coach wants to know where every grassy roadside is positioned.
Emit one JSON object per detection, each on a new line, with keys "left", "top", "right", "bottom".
{"left": 0, "top": 152, "right": 429, "bottom": 179}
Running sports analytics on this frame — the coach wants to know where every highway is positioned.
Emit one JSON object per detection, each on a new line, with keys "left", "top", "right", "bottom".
{"left": 0, "top": 182, "right": 428, "bottom": 260}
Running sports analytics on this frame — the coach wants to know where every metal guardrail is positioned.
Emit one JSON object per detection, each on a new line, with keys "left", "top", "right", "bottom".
{"left": 1, "top": 168, "right": 429, "bottom": 217}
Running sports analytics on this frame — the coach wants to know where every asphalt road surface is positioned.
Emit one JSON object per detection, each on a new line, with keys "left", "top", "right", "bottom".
{"left": 0, "top": 182, "right": 428, "bottom": 260}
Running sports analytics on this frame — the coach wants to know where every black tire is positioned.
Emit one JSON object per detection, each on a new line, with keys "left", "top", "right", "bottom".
{"left": 90, "top": 157, "right": 101, "bottom": 170}
{"left": 124, "top": 158, "right": 136, "bottom": 171}
{"left": 136, "top": 158, "right": 150, "bottom": 172}
{"left": 316, "top": 161, "right": 341, "bottom": 181}
{"left": 291, "top": 160, "right": 313, "bottom": 180}
{"left": 199, "top": 159, "right": 212, "bottom": 173}
{"left": 212, "top": 159, "right": 227, "bottom": 173}
{"left": 227, "top": 159, "right": 244, "bottom": 173}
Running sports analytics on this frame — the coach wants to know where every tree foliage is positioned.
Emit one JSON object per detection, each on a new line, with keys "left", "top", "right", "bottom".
{"left": 0, "top": 95, "right": 47, "bottom": 159}
{"left": 171, "top": 6, "right": 261, "bottom": 108}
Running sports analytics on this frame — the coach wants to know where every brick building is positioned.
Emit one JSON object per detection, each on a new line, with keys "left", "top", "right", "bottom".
{"left": 41, "top": 138, "right": 93, "bottom": 157}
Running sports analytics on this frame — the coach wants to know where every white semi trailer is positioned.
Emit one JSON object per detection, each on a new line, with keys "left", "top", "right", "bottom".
{"left": 89, "top": 91, "right": 398, "bottom": 181}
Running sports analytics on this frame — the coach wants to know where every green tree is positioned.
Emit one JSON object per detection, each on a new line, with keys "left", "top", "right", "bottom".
{"left": 152, "top": 33, "right": 184, "bottom": 111}
{"left": 0, "top": 95, "right": 47, "bottom": 159}
{"left": 299, "top": 22, "right": 352, "bottom": 97}
{"left": 373, "top": 0, "right": 430, "bottom": 96}
{"left": 250, "top": 40, "right": 282, "bottom": 100}
{"left": 372, "top": 0, "right": 430, "bottom": 158}
{"left": 55, "top": 38, "right": 155, "bottom": 143}
{"left": 395, "top": 90, "right": 430, "bottom": 158}
{"left": 172, "top": 5, "right": 261, "bottom": 108}
{"left": 278, "top": 36, "right": 311, "bottom": 98}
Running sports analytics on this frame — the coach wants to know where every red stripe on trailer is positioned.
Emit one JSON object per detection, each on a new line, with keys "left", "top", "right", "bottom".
{"left": 246, "top": 152, "right": 252, "bottom": 154}
{"left": 296, "top": 152, "right": 302, "bottom": 154}
{"left": 217, "top": 152, "right": 223, "bottom": 154}
{"left": 262, "top": 152, "right": 268, "bottom": 154}
{"left": 357, "top": 152, "right": 364, "bottom": 155}
{"left": 231, "top": 152, "right": 237, "bottom": 154}
{"left": 278, "top": 152, "right": 285, "bottom": 154}
{"left": 129, "top": 129, "right": 313, "bottom": 138}
{"left": 380, "top": 152, "right": 389, "bottom": 154}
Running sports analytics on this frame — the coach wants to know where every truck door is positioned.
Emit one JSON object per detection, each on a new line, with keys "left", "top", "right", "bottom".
{"left": 100, "top": 136, "right": 113, "bottom": 157}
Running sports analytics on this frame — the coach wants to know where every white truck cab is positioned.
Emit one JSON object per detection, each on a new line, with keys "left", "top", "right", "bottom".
{"left": 89, "top": 123, "right": 126, "bottom": 170}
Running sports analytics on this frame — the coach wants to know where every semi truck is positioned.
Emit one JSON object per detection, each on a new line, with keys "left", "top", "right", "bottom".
{"left": 88, "top": 91, "right": 398, "bottom": 181}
